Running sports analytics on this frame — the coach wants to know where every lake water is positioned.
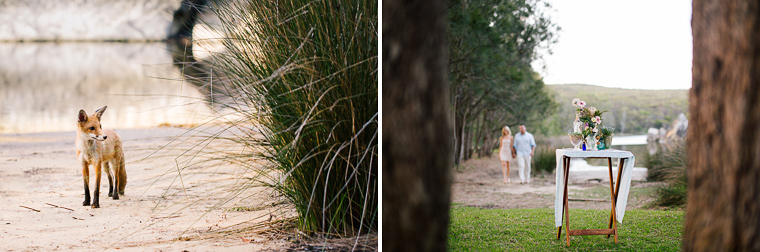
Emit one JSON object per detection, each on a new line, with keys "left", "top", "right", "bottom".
{"left": 610, "top": 135, "right": 647, "bottom": 146}
{"left": 0, "top": 42, "right": 213, "bottom": 134}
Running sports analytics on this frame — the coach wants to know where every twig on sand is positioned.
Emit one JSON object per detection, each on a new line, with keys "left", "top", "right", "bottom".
{"left": 46, "top": 203, "right": 75, "bottom": 211}
{"left": 151, "top": 215, "right": 181, "bottom": 219}
{"left": 72, "top": 217, "right": 84, "bottom": 221}
{"left": 19, "top": 206, "right": 40, "bottom": 212}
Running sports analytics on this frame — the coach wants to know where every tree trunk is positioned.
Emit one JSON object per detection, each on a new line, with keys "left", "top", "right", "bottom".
{"left": 458, "top": 112, "right": 468, "bottom": 164}
{"left": 484, "top": 112, "right": 495, "bottom": 157}
{"left": 685, "top": 1, "right": 760, "bottom": 250}
{"left": 382, "top": 0, "right": 452, "bottom": 251}
{"left": 476, "top": 111, "right": 487, "bottom": 158}
{"left": 452, "top": 112, "right": 461, "bottom": 165}
{"left": 464, "top": 129, "right": 473, "bottom": 160}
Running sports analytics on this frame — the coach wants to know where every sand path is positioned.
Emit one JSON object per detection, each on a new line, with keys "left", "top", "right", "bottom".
{"left": 451, "top": 155, "right": 656, "bottom": 210}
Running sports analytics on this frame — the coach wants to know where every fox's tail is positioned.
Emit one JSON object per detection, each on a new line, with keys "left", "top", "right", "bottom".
{"left": 116, "top": 146, "right": 127, "bottom": 194}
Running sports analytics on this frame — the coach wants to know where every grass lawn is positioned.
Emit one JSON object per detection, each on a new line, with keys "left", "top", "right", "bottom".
{"left": 448, "top": 206, "right": 683, "bottom": 251}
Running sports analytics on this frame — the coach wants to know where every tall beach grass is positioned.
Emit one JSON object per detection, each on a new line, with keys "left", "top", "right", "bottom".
{"left": 198, "top": 0, "right": 379, "bottom": 237}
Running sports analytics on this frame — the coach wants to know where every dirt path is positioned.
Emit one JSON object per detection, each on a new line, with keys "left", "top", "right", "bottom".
{"left": 0, "top": 127, "right": 288, "bottom": 251}
{"left": 451, "top": 155, "right": 657, "bottom": 210}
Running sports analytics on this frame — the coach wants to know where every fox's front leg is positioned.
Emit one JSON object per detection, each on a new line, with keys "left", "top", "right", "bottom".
{"left": 81, "top": 162, "right": 91, "bottom": 206}
{"left": 92, "top": 161, "right": 102, "bottom": 208}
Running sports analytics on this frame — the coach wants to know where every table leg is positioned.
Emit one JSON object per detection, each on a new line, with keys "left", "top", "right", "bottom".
{"left": 606, "top": 158, "right": 614, "bottom": 238}
{"left": 557, "top": 156, "right": 568, "bottom": 240}
{"left": 563, "top": 156, "right": 571, "bottom": 246}
{"left": 607, "top": 158, "right": 625, "bottom": 238}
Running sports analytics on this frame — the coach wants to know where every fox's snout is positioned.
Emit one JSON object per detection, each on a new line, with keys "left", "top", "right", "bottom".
{"left": 88, "top": 133, "right": 107, "bottom": 141}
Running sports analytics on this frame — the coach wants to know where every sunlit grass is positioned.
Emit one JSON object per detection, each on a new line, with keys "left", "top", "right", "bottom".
{"left": 449, "top": 206, "right": 683, "bottom": 251}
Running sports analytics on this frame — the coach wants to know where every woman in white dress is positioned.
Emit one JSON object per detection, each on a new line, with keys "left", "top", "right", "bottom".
{"left": 498, "top": 126, "right": 515, "bottom": 183}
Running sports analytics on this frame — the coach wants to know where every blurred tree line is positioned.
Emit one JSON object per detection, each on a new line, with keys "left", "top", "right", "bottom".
{"left": 539, "top": 84, "right": 689, "bottom": 136}
{"left": 448, "top": 0, "right": 559, "bottom": 165}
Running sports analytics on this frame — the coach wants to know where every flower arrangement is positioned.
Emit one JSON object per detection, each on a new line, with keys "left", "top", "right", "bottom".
{"left": 572, "top": 98, "right": 606, "bottom": 140}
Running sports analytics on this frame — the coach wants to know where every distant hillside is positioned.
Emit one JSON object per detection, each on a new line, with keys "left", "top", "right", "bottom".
{"left": 536, "top": 84, "right": 689, "bottom": 136}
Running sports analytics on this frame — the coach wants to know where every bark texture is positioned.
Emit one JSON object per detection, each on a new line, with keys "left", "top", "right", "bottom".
{"left": 382, "top": 0, "right": 453, "bottom": 251}
{"left": 686, "top": 0, "right": 760, "bottom": 250}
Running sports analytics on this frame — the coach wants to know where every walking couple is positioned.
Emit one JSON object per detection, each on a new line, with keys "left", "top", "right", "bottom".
{"left": 498, "top": 125, "right": 536, "bottom": 184}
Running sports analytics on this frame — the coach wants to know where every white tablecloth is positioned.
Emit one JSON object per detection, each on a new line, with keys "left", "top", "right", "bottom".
{"left": 554, "top": 149, "right": 635, "bottom": 227}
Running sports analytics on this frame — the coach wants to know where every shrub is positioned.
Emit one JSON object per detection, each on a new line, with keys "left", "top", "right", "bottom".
{"left": 649, "top": 139, "right": 687, "bottom": 208}
{"left": 532, "top": 145, "right": 556, "bottom": 173}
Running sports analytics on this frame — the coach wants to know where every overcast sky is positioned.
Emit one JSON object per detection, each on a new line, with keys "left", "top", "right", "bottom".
{"left": 536, "top": 0, "right": 693, "bottom": 90}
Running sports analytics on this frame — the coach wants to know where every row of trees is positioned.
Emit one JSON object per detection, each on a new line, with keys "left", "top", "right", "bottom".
{"left": 448, "top": 0, "right": 559, "bottom": 165}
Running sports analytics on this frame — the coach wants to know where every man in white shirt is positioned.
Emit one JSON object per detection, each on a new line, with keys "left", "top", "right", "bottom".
{"left": 512, "top": 125, "right": 536, "bottom": 184}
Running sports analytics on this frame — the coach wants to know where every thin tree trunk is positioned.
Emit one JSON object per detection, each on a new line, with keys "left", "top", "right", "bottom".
{"left": 474, "top": 116, "right": 481, "bottom": 158}
{"left": 479, "top": 111, "right": 489, "bottom": 157}
{"left": 383, "top": 0, "right": 452, "bottom": 251}
{"left": 685, "top": 1, "right": 760, "bottom": 250}
{"left": 484, "top": 111, "right": 495, "bottom": 157}
{"left": 459, "top": 112, "right": 467, "bottom": 164}
{"left": 452, "top": 102, "right": 460, "bottom": 165}
{"left": 464, "top": 128, "right": 473, "bottom": 160}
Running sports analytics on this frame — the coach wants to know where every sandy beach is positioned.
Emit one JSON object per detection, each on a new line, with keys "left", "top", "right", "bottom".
{"left": 0, "top": 127, "right": 289, "bottom": 251}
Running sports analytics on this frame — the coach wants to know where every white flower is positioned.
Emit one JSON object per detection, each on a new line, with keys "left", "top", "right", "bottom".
{"left": 589, "top": 107, "right": 597, "bottom": 114}
{"left": 591, "top": 117, "right": 598, "bottom": 123}
{"left": 572, "top": 98, "right": 580, "bottom": 107}
{"left": 578, "top": 100, "right": 586, "bottom": 108}
{"left": 593, "top": 127, "right": 599, "bottom": 133}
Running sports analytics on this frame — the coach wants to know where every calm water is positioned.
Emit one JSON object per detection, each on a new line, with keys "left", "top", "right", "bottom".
{"left": 0, "top": 42, "right": 213, "bottom": 134}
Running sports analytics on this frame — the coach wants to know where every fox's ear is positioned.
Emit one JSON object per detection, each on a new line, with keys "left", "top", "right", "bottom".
{"left": 95, "top": 106, "right": 107, "bottom": 120}
{"left": 78, "top": 109, "right": 88, "bottom": 124}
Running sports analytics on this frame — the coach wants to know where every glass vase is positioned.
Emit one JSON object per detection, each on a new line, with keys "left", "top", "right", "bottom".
{"left": 586, "top": 134, "right": 597, "bottom": 151}
{"left": 604, "top": 135, "right": 613, "bottom": 150}
{"left": 573, "top": 113, "right": 581, "bottom": 133}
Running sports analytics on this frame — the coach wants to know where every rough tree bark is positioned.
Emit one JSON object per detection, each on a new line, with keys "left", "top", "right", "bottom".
{"left": 686, "top": 0, "right": 760, "bottom": 250}
{"left": 383, "top": 0, "right": 452, "bottom": 251}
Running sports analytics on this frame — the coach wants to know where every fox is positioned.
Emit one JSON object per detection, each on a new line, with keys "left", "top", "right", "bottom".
{"left": 76, "top": 106, "right": 127, "bottom": 208}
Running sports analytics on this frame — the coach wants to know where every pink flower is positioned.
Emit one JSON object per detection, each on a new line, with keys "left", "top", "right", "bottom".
{"left": 589, "top": 107, "right": 597, "bottom": 114}
{"left": 578, "top": 100, "right": 586, "bottom": 108}
{"left": 572, "top": 98, "right": 580, "bottom": 107}
{"left": 595, "top": 116, "right": 601, "bottom": 123}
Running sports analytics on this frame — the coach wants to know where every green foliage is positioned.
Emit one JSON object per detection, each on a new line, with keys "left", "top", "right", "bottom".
{"left": 598, "top": 126, "right": 615, "bottom": 140}
{"left": 209, "top": 0, "right": 377, "bottom": 236}
{"left": 447, "top": 0, "right": 560, "bottom": 163}
{"left": 449, "top": 207, "right": 684, "bottom": 251}
{"left": 540, "top": 84, "right": 689, "bottom": 136}
{"left": 532, "top": 145, "right": 556, "bottom": 173}
{"left": 647, "top": 140, "right": 687, "bottom": 208}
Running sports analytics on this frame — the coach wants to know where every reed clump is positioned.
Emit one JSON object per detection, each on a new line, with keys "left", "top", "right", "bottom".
{"left": 205, "top": 0, "right": 377, "bottom": 237}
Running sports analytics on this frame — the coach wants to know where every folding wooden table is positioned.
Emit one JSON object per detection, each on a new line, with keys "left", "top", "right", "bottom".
{"left": 554, "top": 149, "right": 635, "bottom": 247}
